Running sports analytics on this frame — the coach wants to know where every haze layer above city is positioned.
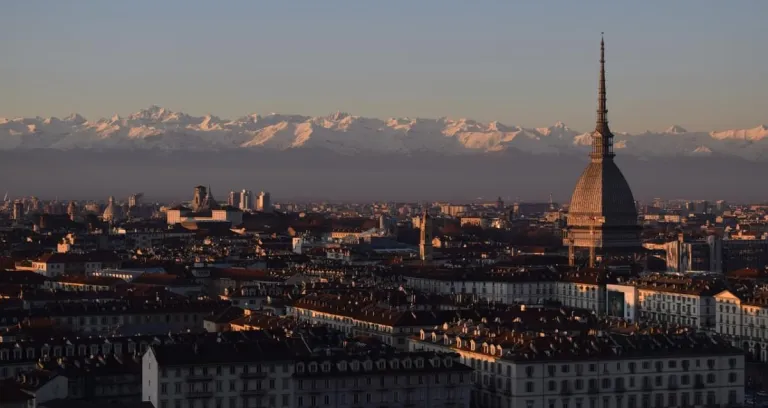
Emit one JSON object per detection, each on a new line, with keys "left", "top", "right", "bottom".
{"left": 2, "top": 1, "right": 766, "bottom": 202}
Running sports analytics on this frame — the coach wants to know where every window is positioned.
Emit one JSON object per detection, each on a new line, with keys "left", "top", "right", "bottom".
{"left": 728, "top": 372, "right": 738, "bottom": 383}
{"left": 548, "top": 381, "right": 556, "bottom": 391}
{"left": 525, "top": 382, "right": 534, "bottom": 392}
{"left": 525, "top": 366, "right": 534, "bottom": 378}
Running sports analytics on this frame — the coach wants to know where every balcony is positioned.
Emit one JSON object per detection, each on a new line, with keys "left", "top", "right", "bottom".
{"left": 186, "top": 390, "right": 214, "bottom": 399}
{"left": 240, "top": 389, "right": 267, "bottom": 397}
{"left": 240, "top": 371, "right": 268, "bottom": 379}
{"left": 185, "top": 374, "right": 214, "bottom": 382}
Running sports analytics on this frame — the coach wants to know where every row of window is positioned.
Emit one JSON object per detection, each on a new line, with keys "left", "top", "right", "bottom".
{"left": 518, "top": 389, "right": 738, "bottom": 408}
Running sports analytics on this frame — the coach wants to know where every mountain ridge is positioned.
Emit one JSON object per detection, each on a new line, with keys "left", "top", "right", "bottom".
{"left": 2, "top": 105, "right": 767, "bottom": 160}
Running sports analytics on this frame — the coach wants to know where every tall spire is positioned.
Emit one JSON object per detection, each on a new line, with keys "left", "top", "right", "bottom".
{"left": 597, "top": 33, "right": 607, "bottom": 131}
{"left": 591, "top": 32, "right": 614, "bottom": 161}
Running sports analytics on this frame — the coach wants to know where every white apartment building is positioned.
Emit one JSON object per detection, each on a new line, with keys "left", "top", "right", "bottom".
{"left": 293, "top": 353, "right": 472, "bottom": 408}
{"left": 143, "top": 340, "right": 473, "bottom": 408}
{"left": 411, "top": 325, "right": 745, "bottom": 408}
{"left": 403, "top": 269, "right": 606, "bottom": 313}
{"left": 143, "top": 341, "right": 296, "bottom": 408}
{"left": 714, "top": 289, "right": 768, "bottom": 362}
{"left": 606, "top": 276, "right": 720, "bottom": 329}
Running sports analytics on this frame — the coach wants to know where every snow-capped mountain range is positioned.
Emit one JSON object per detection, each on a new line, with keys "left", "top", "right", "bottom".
{"left": 2, "top": 105, "right": 767, "bottom": 159}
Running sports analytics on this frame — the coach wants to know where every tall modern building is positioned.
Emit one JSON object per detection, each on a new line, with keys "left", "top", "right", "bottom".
{"left": 564, "top": 36, "right": 641, "bottom": 267}
{"left": 128, "top": 193, "right": 143, "bottom": 208}
{"left": 419, "top": 208, "right": 433, "bottom": 262}
{"left": 228, "top": 190, "right": 241, "bottom": 208}
{"left": 257, "top": 191, "right": 271, "bottom": 212}
{"left": 12, "top": 200, "right": 24, "bottom": 221}
{"left": 239, "top": 189, "right": 252, "bottom": 211}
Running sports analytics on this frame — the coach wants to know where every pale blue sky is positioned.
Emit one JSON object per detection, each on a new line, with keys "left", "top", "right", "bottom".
{"left": 2, "top": 1, "right": 766, "bottom": 133}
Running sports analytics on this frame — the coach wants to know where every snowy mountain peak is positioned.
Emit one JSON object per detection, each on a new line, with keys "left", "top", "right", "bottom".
{"left": 63, "top": 113, "right": 87, "bottom": 124}
{"left": 1, "top": 108, "right": 767, "bottom": 160}
{"left": 665, "top": 125, "right": 688, "bottom": 134}
{"left": 129, "top": 105, "right": 174, "bottom": 121}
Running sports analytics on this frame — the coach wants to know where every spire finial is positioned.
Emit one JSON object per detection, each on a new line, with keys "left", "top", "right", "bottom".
{"left": 591, "top": 33, "right": 614, "bottom": 161}
{"left": 597, "top": 33, "right": 607, "bottom": 130}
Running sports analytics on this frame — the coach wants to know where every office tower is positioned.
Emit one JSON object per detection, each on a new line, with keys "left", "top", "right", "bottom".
{"left": 257, "top": 191, "right": 271, "bottom": 212}
{"left": 240, "top": 189, "right": 252, "bottom": 211}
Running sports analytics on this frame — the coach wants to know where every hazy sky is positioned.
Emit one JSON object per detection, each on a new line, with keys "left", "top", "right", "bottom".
{"left": 2, "top": 1, "right": 766, "bottom": 133}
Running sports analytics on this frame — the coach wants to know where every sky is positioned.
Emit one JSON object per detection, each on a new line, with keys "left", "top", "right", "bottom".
{"left": 1, "top": 1, "right": 766, "bottom": 133}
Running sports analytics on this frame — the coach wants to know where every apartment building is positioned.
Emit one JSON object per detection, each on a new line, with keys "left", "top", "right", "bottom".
{"left": 411, "top": 322, "right": 744, "bottom": 408}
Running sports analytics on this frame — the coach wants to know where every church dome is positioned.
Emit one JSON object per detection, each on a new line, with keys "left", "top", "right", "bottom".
{"left": 103, "top": 196, "right": 120, "bottom": 222}
{"left": 567, "top": 158, "right": 637, "bottom": 227}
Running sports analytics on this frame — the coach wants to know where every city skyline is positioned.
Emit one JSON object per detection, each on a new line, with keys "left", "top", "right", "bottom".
{"left": 3, "top": 1, "right": 767, "bottom": 133}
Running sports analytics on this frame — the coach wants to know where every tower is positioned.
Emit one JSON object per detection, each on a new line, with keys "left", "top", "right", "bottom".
{"left": 192, "top": 186, "right": 207, "bottom": 212}
{"left": 12, "top": 200, "right": 24, "bottom": 221}
{"left": 67, "top": 201, "right": 78, "bottom": 221}
{"left": 228, "top": 191, "right": 241, "bottom": 208}
{"left": 564, "top": 35, "right": 641, "bottom": 267}
{"left": 257, "top": 191, "right": 272, "bottom": 213}
{"left": 239, "top": 190, "right": 252, "bottom": 211}
{"left": 128, "top": 193, "right": 143, "bottom": 208}
{"left": 419, "top": 207, "right": 433, "bottom": 263}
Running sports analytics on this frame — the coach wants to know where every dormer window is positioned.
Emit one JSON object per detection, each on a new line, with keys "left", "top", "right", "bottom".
{"left": 322, "top": 362, "right": 331, "bottom": 372}
{"left": 444, "top": 359, "right": 453, "bottom": 368}
{"left": 13, "top": 349, "right": 21, "bottom": 360}
{"left": 415, "top": 358, "right": 424, "bottom": 368}
{"left": 78, "top": 345, "right": 87, "bottom": 356}
{"left": 26, "top": 348, "right": 34, "bottom": 359}
{"left": 377, "top": 359, "right": 387, "bottom": 370}
{"left": 113, "top": 344, "right": 122, "bottom": 355}
{"left": 364, "top": 360, "right": 372, "bottom": 371}
{"left": 90, "top": 345, "right": 99, "bottom": 356}
{"left": 0, "top": 350, "right": 8, "bottom": 360}
{"left": 351, "top": 361, "right": 360, "bottom": 371}
{"left": 432, "top": 358, "right": 441, "bottom": 368}
{"left": 338, "top": 361, "right": 347, "bottom": 372}
{"left": 309, "top": 363, "right": 318, "bottom": 373}
{"left": 41, "top": 346, "right": 50, "bottom": 357}
{"left": 127, "top": 342, "right": 136, "bottom": 354}
{"left": 66, "top": 346, "right": 74, "bottom": 357}
{"left": 403, "top": 359, "right": 412, "bottom": 369}
{"left": 296, "top": 363, "right": 305, "bottom": 373}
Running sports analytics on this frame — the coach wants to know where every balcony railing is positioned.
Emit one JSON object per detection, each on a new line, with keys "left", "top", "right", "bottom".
{"left": 186, "top": 390, "right": 214, "bottom": 399}
{"left": 185, "top": 374, "right": 214, "bottom": 382}
{"left": 240, "top": 371, "right": 268, "bottom": 379}
{"left": 240, "top": 389, "right": 267, "bottom": 396}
